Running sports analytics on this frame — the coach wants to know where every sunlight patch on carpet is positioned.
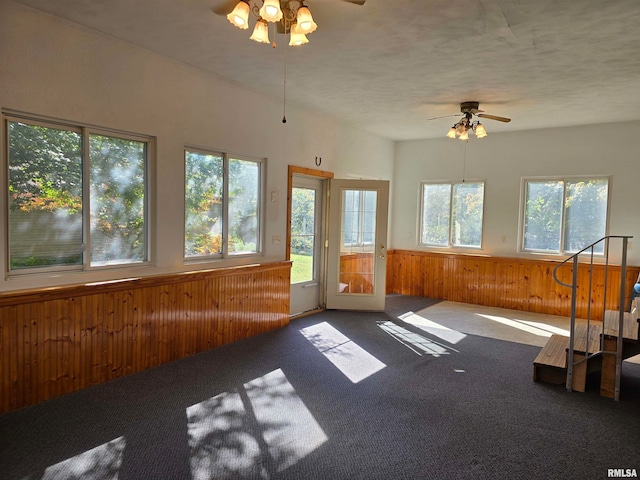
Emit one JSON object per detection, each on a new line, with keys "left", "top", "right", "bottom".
{"left": 300, "top": 322, "right": 386, "bottom": 383}
{"left": 186, "top": 369, "right": 327, "bottom": 480}
{"left": 377, "top": 321, "right": 453, "bottom": 357}
{"left": 41, "top": 436, "right": 126, "bottom": 480}
{"left": 475, "top": 313, "right": 563, "bottom": 337}
{"left": 398, "top": 311, "right": 467, "bottom": 344}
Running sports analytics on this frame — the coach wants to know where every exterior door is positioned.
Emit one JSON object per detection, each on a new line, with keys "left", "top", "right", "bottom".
{"left": 326, "top": 179, "right": 389, "bottom": 311}
{"left": 289, "top": 175, "right": 325, "bottom": 315}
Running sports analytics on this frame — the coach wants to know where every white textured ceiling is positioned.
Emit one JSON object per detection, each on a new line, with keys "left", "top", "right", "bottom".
{"left": 12, "top": 0, "right": 640, "bottom": 140}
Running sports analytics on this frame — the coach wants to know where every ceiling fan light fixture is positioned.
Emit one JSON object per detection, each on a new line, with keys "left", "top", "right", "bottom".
{"left": 296, "top": 6, "right": 317, "bottom": 34}
{"left": 250, "top": 18, "right": 270, "bottom": 44}
{"left": 459, "top": 130, "right": 469, "bottom": 141}
{"left": 227, "top": 0, "right": 250, "bottom": 29}
{"left": 446, "top": 127, "right": 457, "bottom": 139}
{"left": 259, "top": 0, "right": 283, "bottom": 22}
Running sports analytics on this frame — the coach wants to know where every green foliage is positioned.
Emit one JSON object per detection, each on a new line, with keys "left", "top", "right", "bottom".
{"left": 452, "top": 183, "right": 484, "bottom": 247}
{"left": 7, "top": 121, "right": 147, "bottom": 267}
{"left": 290, "top": 253, "right": 313, "bottom": 284}
{"left": 11, "top": 254, "right": 83, "bottom": 269}
{"left": 524, "top": 179, "right": 608, "bottom": 253}
{"left": 563, "top": 179, "right": 608, "bottom": 252}
{"left": 8, "top": 121, "right": 82, "bottom": 212}
{"left": 184, "top": 151, "right": 224, "bottom": 256}
{"left": 421, "top": 182, "right": 484, "bottom": 247}
{"left": 89, "top": 134, "right": 146, "bottom": 263}
{"left": 184, "top": 153, "right": 260, "bottom": 256}
{"left": 291, "top": 187, "right": 315, "bottom": 255}
{"left": 524, "top": 181, "right": 562, "bottom": 251}
{"left": 421, "top": 183, "right": 451, "bottom": 245}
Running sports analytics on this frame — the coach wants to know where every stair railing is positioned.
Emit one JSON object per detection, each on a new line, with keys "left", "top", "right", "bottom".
{"left": 551, "top": 235, "right": 632, "bottom": 401}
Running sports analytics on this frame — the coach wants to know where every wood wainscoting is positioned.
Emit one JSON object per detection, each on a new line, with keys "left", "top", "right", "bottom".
{"left": 386, "top": 250, "right": 640, "bottom": 319}
{"left": 0, "top": 261, "right": 291, "bottom": 414}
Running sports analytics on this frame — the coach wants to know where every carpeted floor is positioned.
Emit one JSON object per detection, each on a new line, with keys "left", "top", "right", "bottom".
{"left": 1, "top": 295, "right": 639, "bottom": 480}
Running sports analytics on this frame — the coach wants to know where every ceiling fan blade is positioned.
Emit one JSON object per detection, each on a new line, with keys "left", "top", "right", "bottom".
{"left": 212, "top": 0, "right": 240, "bottom": 16}
{"left": 425, "top": 113, "right": 462, "bottom": 121}
{"left": 342, "top": 0, "right": 366, "bottom": 4}
{"left": 477, "top": 113, "right": 511, "bottom": 123}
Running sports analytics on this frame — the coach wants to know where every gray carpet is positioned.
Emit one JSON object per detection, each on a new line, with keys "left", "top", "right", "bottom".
{"left": 1, "top": 295, "right": 640, "bottom": 480}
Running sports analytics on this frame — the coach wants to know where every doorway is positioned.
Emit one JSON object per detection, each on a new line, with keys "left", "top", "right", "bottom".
{"left": 326, "top": 179, "right": 390, "bottom": 311}
{"left": 289, "top": 174, "right": 326, "bottom": 315}
{"left": 287, "top": 167, "right": 389, "bottom": 314}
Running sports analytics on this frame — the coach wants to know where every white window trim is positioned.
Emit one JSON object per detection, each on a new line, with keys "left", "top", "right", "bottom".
{"left": 517, "top": 175, "right": 611, "bottom": 256}
{"left": 418, "top": 179, "right": 486, "bottom": 250}
{"left": 3, "top": 110, "right": 154, "bottom": 276}
{"left": 183, "top": 145, "right": 265, "bottom": 263}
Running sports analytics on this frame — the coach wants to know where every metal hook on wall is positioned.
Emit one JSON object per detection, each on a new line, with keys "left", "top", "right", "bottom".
{"left": 315, "top": 156, "right": 322, "bottom": 166}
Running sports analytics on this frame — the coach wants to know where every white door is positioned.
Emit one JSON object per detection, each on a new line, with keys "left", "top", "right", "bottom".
{"left": 289, "top": 175, "right": 325, "bottom": 315}
{"left": 326, "top": 179, "right": 389, "bottom": 311}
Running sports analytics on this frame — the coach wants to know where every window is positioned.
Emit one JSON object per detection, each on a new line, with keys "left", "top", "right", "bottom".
{"left": 342, "top": 189, "right": 377, "bottom": 250}
{"left": 522, "top": 177, "right": 609, "bottom": 254}
{"left": 184, "top": 148, "right": 262, "bottom": 259}
{"left": 5, "top": 115, "right": 150, "bottom": 273}
{"left": 420, "top": 181, "right": 485, "bottom": 248}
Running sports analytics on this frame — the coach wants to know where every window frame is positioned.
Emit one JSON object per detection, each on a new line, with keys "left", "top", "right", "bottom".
{"left": 518, "top": 175, "right": 611, "bottom": 256}
{"left": 418, "top": 180, "right": 486, "bottom": 249}
{"left": 183, "top": 146, "right": 265, "bottom": 262}
{"left": 3, "top": 112, "right": 153, "bottom": 276}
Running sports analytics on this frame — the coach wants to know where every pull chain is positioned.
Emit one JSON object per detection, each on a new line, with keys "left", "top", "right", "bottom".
{"left": 462, "top": 140, "right": 468, "bottom": 182}
{"left": 282, "top": 25, "right": 287, "bottom": 123}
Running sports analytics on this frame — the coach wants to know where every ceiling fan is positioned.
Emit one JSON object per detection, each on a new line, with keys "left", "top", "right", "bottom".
{"left": 433, "top": 102, "right": 511, "bottom": 140}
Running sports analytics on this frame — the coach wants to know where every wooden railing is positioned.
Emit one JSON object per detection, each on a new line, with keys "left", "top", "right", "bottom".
{"left": 0, "top": 261, "right": 291, "bottom": 413}
{"left": 386, "top": 250, "right": 640, "bottom": 319}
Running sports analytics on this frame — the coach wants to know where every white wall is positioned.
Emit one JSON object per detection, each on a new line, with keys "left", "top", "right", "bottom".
{"left": 0, "top": 2, "right": 394, "bottom": 291}
{"left": 392, "top": 122, "right": 640, "bottom": 265}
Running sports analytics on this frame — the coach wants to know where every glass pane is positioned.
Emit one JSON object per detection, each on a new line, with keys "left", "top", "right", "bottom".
{"left": 89, "top": 134, "right": 146, "bottom": 265}
{"left": 564, "top": 179, "right": 608, "bottom": 253}
{"left": 184, "top": 151, "right": 224, "bottom": 257}
{"left": 421, "top": 184, "right": 451, "bottom": 245}
{"left": 228, "top": 158, "right": 259, "bottom": 254}
{"left": 339, "top": 189, "right": 376, "bottom": 295}
{"left": 362, "top": 190, "right": 377, "bottom": 246}
{"left": 7, "top": 121, "right": 83, "bottom": 270}
{"left": 290, "top": 187, "right": 316, "bottom": 284}
{"left": 523, "top": 180, "right": 563, "bottom": 252}
{"left": 452, "top": 182, "right": 484, "bottom": 247}
{"left": 342, "top": 190, "right": 359, "bottom": 247}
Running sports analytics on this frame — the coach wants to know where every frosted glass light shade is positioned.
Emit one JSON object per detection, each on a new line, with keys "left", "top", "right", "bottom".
{"left": 446, "top": 127, "right": 457, "bottom": 139}
{"left": 475, "top": 123, "right": 487, "bottom": 138}
{"left": 259, "top": 0, "right": 283, "bottom": 22}
{"left": 296, "top": 6, "right": 317, "bottom": 33}
{"left": 227, "top": 1, "right": 250, "bottom": 29}
{"left": 250, "top": 19, "right": 270, "bottom": 44}
{"left": 290, "top": 28, "right": 309, "bottom": 46}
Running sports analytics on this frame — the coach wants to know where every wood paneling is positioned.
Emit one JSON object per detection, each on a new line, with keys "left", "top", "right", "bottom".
{"left": 386, "top": 250, "right": 640, "bottom": 320}
{"left": 339, "top": 253, "right": 374, "bottom": 294}
{"left": 0, "top": 261, "right": 291, "bottom": 414}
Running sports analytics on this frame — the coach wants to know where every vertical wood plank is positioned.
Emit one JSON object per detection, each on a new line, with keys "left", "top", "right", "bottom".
{"left": 1, "top": 262, "right": 291, "bottom": 413}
